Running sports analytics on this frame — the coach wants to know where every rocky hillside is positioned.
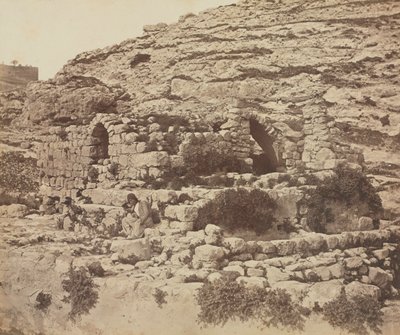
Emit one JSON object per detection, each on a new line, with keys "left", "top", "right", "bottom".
{"left": 2, "top": 0, "right": 399, "bottom": 158}
{"left": 1, "top": 0, "right": 399, "bottom": 214}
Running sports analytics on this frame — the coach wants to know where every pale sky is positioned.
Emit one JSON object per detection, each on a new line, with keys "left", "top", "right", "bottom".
{"left": 0, "top": 0, "right": 236, "bottom": 80}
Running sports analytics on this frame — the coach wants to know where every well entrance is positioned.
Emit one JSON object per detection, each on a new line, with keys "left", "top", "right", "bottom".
{"left": 250, "top": 119, "right": 279, "bottom": 175}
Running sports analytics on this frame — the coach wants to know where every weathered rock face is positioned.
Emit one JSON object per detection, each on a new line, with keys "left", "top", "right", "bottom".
{"left": 16, "top": 76, "right": 126, "bottom": 126}
{"left": 2, "top": 0, "right": 398, "bottom": 161}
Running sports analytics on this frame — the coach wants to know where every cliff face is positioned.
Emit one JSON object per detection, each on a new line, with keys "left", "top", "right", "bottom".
{"left": 2, "top": 0, "right": 400, "bottom": 175}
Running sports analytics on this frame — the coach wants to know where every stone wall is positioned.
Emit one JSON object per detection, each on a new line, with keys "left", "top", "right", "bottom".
{"left": 36, "top": 109, "right": 363, "bottom": 200}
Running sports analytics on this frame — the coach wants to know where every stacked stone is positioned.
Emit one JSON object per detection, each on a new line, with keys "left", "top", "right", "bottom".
{"left": 108, "top": 224, "right": 400, "bottom": 302}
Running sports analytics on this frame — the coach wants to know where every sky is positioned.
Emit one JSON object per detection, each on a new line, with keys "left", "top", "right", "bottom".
{"left": 0, "top": 0, "right": 236, "bottom": 80}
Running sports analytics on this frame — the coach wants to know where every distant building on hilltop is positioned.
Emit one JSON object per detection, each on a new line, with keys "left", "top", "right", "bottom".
{"left": 0, "top": 64, "right": 38, "bottom": 92}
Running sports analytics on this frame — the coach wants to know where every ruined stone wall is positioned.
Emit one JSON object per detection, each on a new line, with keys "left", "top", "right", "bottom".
{"left": 36, "top": 109, "right": 363, "bottom": 201}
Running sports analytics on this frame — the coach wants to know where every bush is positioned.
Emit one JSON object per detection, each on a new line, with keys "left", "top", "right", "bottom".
{"left": 153, "top": 288, "right": 168, "bottom": 308}
{"left": 196, "top": 276, "right": 308, "bottom": 330}
{"left": 322, "top": 290, "right": 383, "bottom": 335}
{"left": 62, "top": 266, "right": 99, "bottom": 321}
{"left": 181, "top": 139, "right": 247, "bottom": 176}
{"left": 107, "top": 162, "right": 119, "bottom": 178}
{"left": 306, "top": 166, "right": 383, "bottom": 233}
{"left": 87, "top": 166, "right": 99, "bottom": 183}
{"left": 87, "top": 261, "right": 105, "bottom": 277}
{"left": 35, "top": 292, "right": 52, "bottom": 312}
{"left": 194, "top": 188, "right": 277, "bottom": 235}
{"left": 0, "top": 152, "right": 39, "bottom": 193}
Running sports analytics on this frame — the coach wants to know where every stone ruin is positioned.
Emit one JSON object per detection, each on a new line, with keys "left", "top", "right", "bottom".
{"left": 0, "top": 0, "right": 399, "bottom": 333}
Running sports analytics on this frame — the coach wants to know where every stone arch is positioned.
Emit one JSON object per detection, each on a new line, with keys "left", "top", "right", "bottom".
{"left": 249, "top": 118, "right": 281, "bottom": 175}
{"left": 91, "top": 123, "right": 109, "bottom": 161}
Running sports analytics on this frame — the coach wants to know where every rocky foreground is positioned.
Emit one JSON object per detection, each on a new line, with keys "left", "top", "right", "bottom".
{"left": 0, "top": 211, "right": 399, "bottom": 335}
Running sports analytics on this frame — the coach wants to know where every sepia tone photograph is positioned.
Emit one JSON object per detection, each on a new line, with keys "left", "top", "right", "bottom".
{"left": 0, "top": 0, "right": 399, "bottom": 334}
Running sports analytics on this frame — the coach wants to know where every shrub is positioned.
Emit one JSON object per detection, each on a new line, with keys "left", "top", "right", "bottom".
{"left": 62, "top": 266, "right": 99, "bottom": 321}
{"left": 322, "top": 290, "right": 383, "bottom": 335}
{"left": 107, "top": 162, "right": 119, "bottom": 178}
{"left": 87, "top": 166, "right": 99, "bottom": 183}
{"left": 207, "top": 174, "right": 234, "bottom": 188}
{"left": 194, "top": 188, "right": 277, "bottom": 235}
{"left": 87, "top": 261, "right": 105, "bottom": 277}
{"left": 0, "top": 151, "right": 39, "bottom": 193}
{"left": 153, "top": 288, "right": 168, "bottom": 308}
{"left": 306, "top": 166, "right": 383, "bottom": 233}
{"left": 181, "top": 140, "right": 246, "bottom": 176}
{"left": 196, "top": 276, "right": 308, "bottom": 330}
{"left": 35, "top": 292, "right": 52, "bottom": 312}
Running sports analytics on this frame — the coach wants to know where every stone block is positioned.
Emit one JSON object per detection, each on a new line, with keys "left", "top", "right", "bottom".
{"left": 257, "top": 241, "right": 277, "bottom": 254}
{"left": 368, "top": 267, "right": 391, "bottom": 288}
{"left": 223, "top": 237, "right": 247, "bottom": 255}
{"left": 345, "top": 281, "right": 381, "bottom": 300}
{"left": 195, "top": 245, "right": 225, "bottom": 263}
{"left": 236, "top": 276, "right": 267, "bottom": 289}
{"left": 164, "top": 205, "right": 199, "bottom": 222}
{"left": 223, "top": 265, "right": 245, "bottom": 276}
{"left": 247, "top": 268, "right": 264, "bottom": 277}
{"left": 345, "top": 257, "right": 364, "bottom": 269}
{"left": 110, "top": 238, "right": 151, "bottom": 263}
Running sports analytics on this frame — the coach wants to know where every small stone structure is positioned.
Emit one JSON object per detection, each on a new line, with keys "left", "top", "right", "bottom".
{"left": 36, "top": 108, "right": 362, "bottom": 199}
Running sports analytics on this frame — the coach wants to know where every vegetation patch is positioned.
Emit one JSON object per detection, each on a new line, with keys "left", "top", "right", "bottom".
{"left": 194, "top": 188, "right": 277, "bottom": 235}
{"left": 196, "top": 276, "right": 308, "bottom": 330}
{"left": 153, "top": 288, "right": 168, "bottom": 308}
{"left": 306, "top": 166, "right": 382, "bottom": 233}
{"left": 0, "top": 151, "right": 39, "bottom": 193}
{"left": 62, "top": 266, "right": 99, "bottom": 321}
{"left": 35, "top": 292, "right": 52, "bottom": 312}
{"left": 322, "top": 289, "right": 383, "bottom": 335}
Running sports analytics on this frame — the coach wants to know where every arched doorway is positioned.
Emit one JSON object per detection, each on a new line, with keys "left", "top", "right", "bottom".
{"left": 250, "top": 119, "right": 280, "bottom": 175}
{"left": 91, "top": 123, "right": 109, "bottom": 162}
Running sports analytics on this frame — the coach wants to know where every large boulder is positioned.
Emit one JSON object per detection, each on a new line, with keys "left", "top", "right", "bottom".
{"left": 110, "top": 238, "right": 151, "bottom": 263}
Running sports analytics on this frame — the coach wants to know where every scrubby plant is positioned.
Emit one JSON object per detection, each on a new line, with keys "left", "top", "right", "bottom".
{"left": 194, "top": 188, "right": 277, "bottom": 235}
{"left": 107, "top": 162, "right": 119, "bottom": 178}
{"left": 181, "top": 139, "right": 247, "bottom": 176}
{"left": 62, "top": 266, "right": 99, "bottom": 321}
{"left": 196, "top": 276, "right": 308, "bottom": 330}
{"left": 87, "top": 166, "right": 99, "bottom": 183}
{"left": 35, "top": 292, "right": 52, "bottom": 312}
{"left": 153, "top": 288, "right": 168, "bottom": 308}
{"left": 306, "top": 165, "right": 383, "bottom": 233}
{"left": 0, "top": 151, "right": 39, "bottom": 193}
{"left": 87, "top": 261, "right": 105, "bottom": 277}
{"left": 322, "top": 290, "right": 383, "bottom": 335}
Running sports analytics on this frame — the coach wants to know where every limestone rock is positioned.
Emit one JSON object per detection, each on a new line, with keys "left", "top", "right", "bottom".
{"left": 223, "top": 237, "right": 247, "bottom": 255}
{"left": 194, "top": 245, "right": 225, "bottom": 263}
{"left": 236, "top": 276, "right": 268, "bottom": 289}
{"left": 368, "top": 267, "right": 391, "bottom": 288}
{"left": 345, "top": 281, "right": 381, "bottom": 300}
{"left": 110, "top": 238, "right": 151, "bottom": 263}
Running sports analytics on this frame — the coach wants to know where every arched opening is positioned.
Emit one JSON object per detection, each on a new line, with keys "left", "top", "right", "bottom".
{"left": 250, "top": 119, "right": 279, "bottom": 175}
{"left": 91, "top": 123, "right": 109, "bottom": 161}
